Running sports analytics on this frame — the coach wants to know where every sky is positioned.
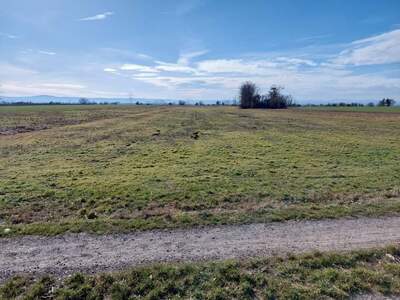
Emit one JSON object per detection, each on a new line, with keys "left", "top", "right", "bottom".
{"left": 1, "top": 0, "right": 400, "bottom": 102}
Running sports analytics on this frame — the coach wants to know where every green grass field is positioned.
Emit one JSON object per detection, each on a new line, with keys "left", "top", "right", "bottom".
{"left": 2, "top": 246, "right": 400, "bottom": 299}
{"left": 1, "top": 105, "right": 400, "bottom": 236}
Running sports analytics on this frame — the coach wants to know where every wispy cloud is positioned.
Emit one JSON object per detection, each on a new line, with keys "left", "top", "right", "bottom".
{"left": 79, "top": 11, "right": 114, "bottom": 21}
{"left": 120, "top": 64, "right": 159, "bottom": 73}
{"left": 104, "top": 68, "right": 117, "bottom": 73}
{"left": 0, "top": 32, "right": 19, "bottom": 39}
{"left": 36, "top": 83, "right": 85, "bottom": 90}
{"left": 38, "top": 50, "right": 56, "bottom": 56}
{"left": 102, "top": 30, "right": 399, "bottom": 101}
{"left": 332, "top": 29, "right": 400, "bottom": 65}
{"left": 0, "top": 81, "right": 86, "bottom": 97}
{"left": 0, "top": 63, "right": 39, "bottom": 77}
{"left": 177, "top": 50, "right": 208, "bottom": 65}
{"left": 296, "top": 34, "right": 331, "bottom": 42}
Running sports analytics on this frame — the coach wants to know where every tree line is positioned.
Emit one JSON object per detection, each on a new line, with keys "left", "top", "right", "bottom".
{"left": 238, "top": 81, "right": 396, "bottom": 109}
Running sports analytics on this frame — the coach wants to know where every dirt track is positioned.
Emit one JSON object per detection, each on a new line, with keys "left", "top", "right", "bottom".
{"left": 1, "top": 216, "right": 400, "bottom": 281}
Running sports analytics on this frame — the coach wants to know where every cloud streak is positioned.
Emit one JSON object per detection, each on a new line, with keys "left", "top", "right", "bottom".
{"left": 38, "top": 50, "right": 56, "bottom": 56}
{"left": 79, "top": 12, "right": 114, "bottom": 21}
{"left": 332, "top": 29, "right": 400, "bottom": 65}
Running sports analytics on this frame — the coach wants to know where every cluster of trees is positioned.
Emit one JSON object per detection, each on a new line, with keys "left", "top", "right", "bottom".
{"left": 378, "top": 98, "right": 396, "bottom": 107}
{"left": 239, "top": 82, "right": 294, "bottom": 109}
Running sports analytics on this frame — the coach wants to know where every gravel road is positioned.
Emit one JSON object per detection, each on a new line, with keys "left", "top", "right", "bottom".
{"left": 1, "top": 216, "right": 400, "bottom": 281}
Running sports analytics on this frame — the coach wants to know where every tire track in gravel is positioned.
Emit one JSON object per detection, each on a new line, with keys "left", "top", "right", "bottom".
{"left": 1, "top": 216, "right": 400, "bottom": 281}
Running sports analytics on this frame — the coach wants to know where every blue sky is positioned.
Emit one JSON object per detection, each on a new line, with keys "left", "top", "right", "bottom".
{"left": 1, "top": 0, "right": 400, "bottom": 102}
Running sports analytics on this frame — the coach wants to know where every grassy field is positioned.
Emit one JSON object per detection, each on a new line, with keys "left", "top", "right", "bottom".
{"left": 301, "top": 106, "right": 400, "bottom": 113}
{"left": 2, "top": 246, "right": 400, "bottom": 299}
{"left": 1, "top": 105, "right": 400, "bottom": 236}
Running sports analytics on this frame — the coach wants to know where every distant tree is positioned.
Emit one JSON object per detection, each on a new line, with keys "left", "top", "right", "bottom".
{"left": 367, "top": 102, "right": 375, "bottom": 107}
{"left": 216, "top": 100, "right": 221, "bottom": 106}
{"left": 378, "top": 98, "right": 396, "bottom": 107}
{"left": 78, "top": 98, "right": 90, "bottom": 105}
{"left": 178, "top": 100, "right": 186, "bottom": 106}
{"left": 239, "top": 81, "right": 259, "bottom": 108}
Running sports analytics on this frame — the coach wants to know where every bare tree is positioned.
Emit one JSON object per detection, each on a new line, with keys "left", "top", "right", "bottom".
{"left": 239, "top": 81, "right": 259, "bottom": 108}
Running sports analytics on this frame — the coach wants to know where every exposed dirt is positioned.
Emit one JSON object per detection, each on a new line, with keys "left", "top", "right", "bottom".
{"left": 0, "top": 125, "right": 42, "bottom": 135}
{"left": 1, "top": 216, "right": 400, "bottom": 282}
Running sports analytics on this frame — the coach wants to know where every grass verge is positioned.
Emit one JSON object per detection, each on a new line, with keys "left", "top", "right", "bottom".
{"left": 2, "top": 246, "right": 400, "bottom": 299}
{"left": 1, "top": 195, "right": 400, "bottom": 237}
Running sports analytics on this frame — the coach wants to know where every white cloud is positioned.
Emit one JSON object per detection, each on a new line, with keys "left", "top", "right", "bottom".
{"left": 196, "top": 57, "right": 318, "bottom": 75}
{"left": 177, "top": 50, "right": 208, "bottom": 65}
{"left": 133, "top": 73, "right": 158, "bottom": 77}
{"left": 0, "top": 81, "right": 86, "bottom": 96}
{"left": 120, "top": 64, "right": 159, "bottom": 73}
{"left": 296, "top": 34, "right": 331, "bottom": 42}
{"left": 332, "top": 29, "right": 400, "bottom": 65}
{"left": 38, "top": 50, "right": 56, "bottom": 56}
{"left": 155, "top": 62, "right": 197, "bottom": 73}
{"left": 197, "top": 59, "right": 279, "bottom": 74}
{"left": 104, "top": 68, "right": 117, "bottom": 72}
{"left": 115, "top": 50, "right": 207, "bottom": 75}
{"left": 130, "top": 51, "right": 399, "bottom": 101}
{"left": 275, "top": 57, "right": 317, "bottom": 67}
{"left": 79, "top": 12, "right": 114, "bottom": 21}
{"left": 37, "top": 83, "right": 85, "bottom": 90}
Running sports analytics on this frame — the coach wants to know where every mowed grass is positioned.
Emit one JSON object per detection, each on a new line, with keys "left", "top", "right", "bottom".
{"left": 1, "top": 105, "right": 400, "bottom": 236}
{"left": 2, "top": 246, "right": 400, "bottom": 299}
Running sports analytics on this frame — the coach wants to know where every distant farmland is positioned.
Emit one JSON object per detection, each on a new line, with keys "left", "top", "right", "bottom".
{"left": 1, "top": 105, "right": 400, "bottom": 236}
